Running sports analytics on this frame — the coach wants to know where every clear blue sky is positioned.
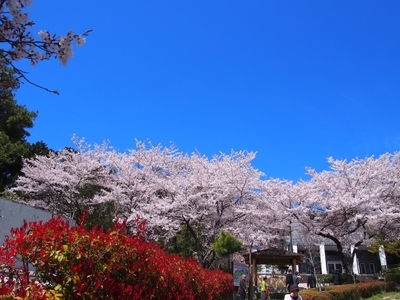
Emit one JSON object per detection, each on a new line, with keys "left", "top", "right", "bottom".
{"left": 15, "top": 1, "right": 400, "bottom": 182}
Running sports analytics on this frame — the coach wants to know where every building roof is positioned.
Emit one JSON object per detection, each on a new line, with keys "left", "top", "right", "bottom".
{"left": 242, "top": 247, "right": 304, "bottom": 265}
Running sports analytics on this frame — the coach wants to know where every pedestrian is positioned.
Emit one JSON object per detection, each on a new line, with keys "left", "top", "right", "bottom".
{"left": 307, "top": 274, "right": 316, "bottom": 289}
{"left": 285, "top": 269, "right": 293, "bottom": 293}
{"left": 293, "top": 271, "right": 300, "bottom": 287}
{"left": 239, "top": 274, "right": 247, "bottom": 300}
{"left": 332, "top": 269, "right": 342, "bottom": 285}
{"left": 284, "top": 285, "right": 303, "bottom": 300}
{"left": 260, "top": 276, "right": 269, "bottom": 300}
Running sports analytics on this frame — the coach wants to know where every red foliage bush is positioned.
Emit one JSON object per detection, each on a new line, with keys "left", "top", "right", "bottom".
{"left": 0, "top": 216, "right": 234, "bottom": 299}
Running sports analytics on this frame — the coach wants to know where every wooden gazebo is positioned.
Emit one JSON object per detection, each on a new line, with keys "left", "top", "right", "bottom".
{"left": 242, "top": 248, "right": 304, "bottom": 285}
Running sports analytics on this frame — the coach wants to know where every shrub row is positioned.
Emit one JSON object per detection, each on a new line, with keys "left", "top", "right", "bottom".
{"left": 0, "top": 216, "right": 234, "bottom": 299}
{"left": 316, "top": 273, "right": 348, "bottom": 284}
{"left": 385, "top": 267, "right": 400, "bottom": 284}
{"left": 299, "top": 281, "right": 396, "bottom": 300}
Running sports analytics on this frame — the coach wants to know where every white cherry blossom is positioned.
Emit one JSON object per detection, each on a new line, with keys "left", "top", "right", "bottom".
{"left": 0, "top": 0, "right": 90, "bottom": 93}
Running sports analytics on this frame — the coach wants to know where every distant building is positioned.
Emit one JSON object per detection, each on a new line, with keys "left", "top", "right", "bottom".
{"left": 286, "top": 222, "right": 397, "bottom": 275}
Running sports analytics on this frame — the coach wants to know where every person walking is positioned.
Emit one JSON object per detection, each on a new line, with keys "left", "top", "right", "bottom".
{"left": 307, "top": 274, "right": 317, "bottom": 289}
{"left": 260, "top": 276, "right": 269, "bottom": 300}
{"left": 292, "top": 271, "right": 300, "bottom": 287}
{"left": 286, "top": 269, "right": 293, "bottom": 293}
{"left": 239, "top": 274, "right": 247, "bottom": 300}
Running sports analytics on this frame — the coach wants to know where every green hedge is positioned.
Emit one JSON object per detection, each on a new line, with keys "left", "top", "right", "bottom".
{"left": 316, "top": 273, "right": 349, "bottom": 284}
{"left": 298, "top": 281, "right": 396, "bottom": 300}
{"left": 385, "top": 267, "right": 400, "bottom": 284}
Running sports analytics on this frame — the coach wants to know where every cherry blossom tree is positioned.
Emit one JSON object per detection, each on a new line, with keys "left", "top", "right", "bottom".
{"left": 14, "top": 136, "right": 400, "bottom": 273}
{"left": 96, "top": 141, "right": 184, "bottom": 238}
{"left": 11, "top": 137, "right": 284, "bottom": 268}
{"left": 262, "top": 178, "right": 308, "bottom": 249}
{"left": 272, "top": 153, "right": 400, "bottom": 279}
{"left": 98, "top": 144, "right": 274, "bottom": 267}
{"left": 12, "top": 136, "right": 112, "bottom": 222}
{"left": 0, "top": 0, "right": 90, "bottom": 93}
{"left": 152, "top": 150, "right": 268, "bottom": 267}
{"left": 292, "top": 221, "right": 324, "bottom": 290}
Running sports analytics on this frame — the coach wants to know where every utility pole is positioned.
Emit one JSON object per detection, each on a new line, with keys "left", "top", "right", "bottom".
{"left": 248, "top": 243, "right": 254, "bottom": 300}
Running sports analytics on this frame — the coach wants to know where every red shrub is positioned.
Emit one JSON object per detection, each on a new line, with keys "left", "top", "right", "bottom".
{"left": 0, "top": 216, "right": 234, "bottom": 299}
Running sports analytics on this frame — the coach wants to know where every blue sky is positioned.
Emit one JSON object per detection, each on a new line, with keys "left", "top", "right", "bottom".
{"left": 15, "top": 1, "right": 400, "bottom": 182}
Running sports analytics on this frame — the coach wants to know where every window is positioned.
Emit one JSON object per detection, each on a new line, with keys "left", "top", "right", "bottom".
{"left": 360, "top": 263, "right": 366, "bottom": 274}
{"left": 328, "top": 264, "right": 334, "bottom": 274}
{"left": 327, "top": 263, "right": 342, "bottom": 273}
{"left": 335, "top": 264, "right": 342, "bottom": 272}
{"left": 369, "top": 263, "right": 375, "bottom": 274}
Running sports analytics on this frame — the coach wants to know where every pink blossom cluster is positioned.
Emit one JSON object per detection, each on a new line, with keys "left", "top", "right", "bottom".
{"left": 11, "top": 136, "right": 273, "bottom": 267}
{"left": 10, "top": 136, "right": 400, "bottom": 269}
{"left": 0, "top": 0, "right": 89, "bottom": 69}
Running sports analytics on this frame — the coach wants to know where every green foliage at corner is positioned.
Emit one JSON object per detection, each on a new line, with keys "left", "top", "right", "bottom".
{"left": 370, "top": 239, "right": 400, "bottom": 260}
{"left": 0, "top": 71, "right": 51, "bottom": 192}
{"left": 384, "top": 267, "right": 400, "bottom": 284}
{"left": 212, "top": 230, "right": 243, "bottom": 256}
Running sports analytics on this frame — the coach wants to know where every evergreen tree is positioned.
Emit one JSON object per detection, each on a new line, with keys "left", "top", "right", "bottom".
{"left": 213, "top": 230, "right": 243, "bottom": 272}
{"left": 0, "top": 72, "right": 50, "bottom": 192}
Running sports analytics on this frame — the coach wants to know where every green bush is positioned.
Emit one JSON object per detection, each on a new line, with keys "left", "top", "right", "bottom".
{"left": 299, "top": 281, "right": 396, "bottom": 300}
{"left": 316, "top": 273, "right": 352, "bottom": 284}
{"left": 385, "top": 267, "right": 400, "bottom": 284}
{"left": 316, "top": 274, "right": 333, "bottom": 283}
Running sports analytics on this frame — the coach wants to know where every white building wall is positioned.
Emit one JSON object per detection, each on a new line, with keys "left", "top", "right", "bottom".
{"left": 319, "top": 244, "right": 327, "bottom": 274}
{"left": 292, "top": 244, "right": 299, "bottom": 272}
{"left": 379, "top": 246, "right": 387, "bottom": 270}
{"left": 351, "top": 246, "right": 359, "bottom": 274}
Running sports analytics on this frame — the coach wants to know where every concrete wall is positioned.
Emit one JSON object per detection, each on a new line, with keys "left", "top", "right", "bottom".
{"left": 0, "top": 198, "right": 69, "bottom": 245}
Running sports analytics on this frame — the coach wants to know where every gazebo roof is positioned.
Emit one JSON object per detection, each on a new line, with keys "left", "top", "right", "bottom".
{"left": 242, "top": 248, "right": 304, "bottom": 265}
